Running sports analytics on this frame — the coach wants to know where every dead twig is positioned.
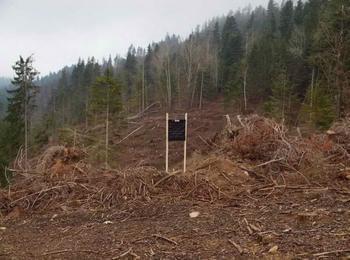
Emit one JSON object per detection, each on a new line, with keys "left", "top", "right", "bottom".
{"left": 127, "top": 102, "right": 160, "bottom": 120}
{"left": 237, "top": 165, "right": 266, "bottom": 181}
{"left": 112, "top": 248, "right": 132, "bottom": 259}
{"left": 236, "top": 115, "right": 245, "bottom": 128}
{"left": 9, "top": 185, "right": 67, "bottom": 206}
{"left": 116, "top": 125, "right": 144, "bottom": 145}
{"left": 197, "top": 134, "right": 213, "bottom": 148}
{"left": 252, "top": 158, "right": 283, "bottom": 169}
{"left": 153, "top": 171, "right": 180, "bottom": 188}
{"left": 228, "top": 239, "right": 243, "bottom": 254}
{"left": 313, "top": 249, "right": 350, "bottom": 257}
{"left": 41, "top": 249, "right": 100, "bottom": 256}
{"left": 152, "top": 234, "right": 178, "bottom": 245}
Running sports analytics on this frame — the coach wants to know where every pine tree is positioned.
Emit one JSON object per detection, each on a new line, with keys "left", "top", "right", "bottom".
{"left": 294, "top": 0, "right": 304, "bottom": 26}
{"left": 280, "top": 0, "right": 294, "bottom": 41}
{"left": 144, "top": 45, "right": 156, "bottom": 104}
{"left": 264, "top": 69, "right": 295, "bottom": 122}
{"left": 247, "top": 38, "right": 275, "bottom": 101}
{"left": 2, "top": 55, "right": 39, "bottom": 173}
{"left": 267, "top": 0, "right": 278, "bottom": 37}
{"left": 124, "top": 45, "right": 137, "bottom": 111}
{"left": 220, "top": 16, "right": 242, "bottom": 101}
{"left": 83, "top": 57, "right": 99, "bottom": 128}
{"left": 302, "top": 82, "right": 335, "bottom": 129}
{"left": 211, "top": 21, "right": 221, "bottom": 93}
{"left": 56, "top": 68, "right": 69, "bottom": 126}
{"left": 312, "top": 0, "right": 350, "bottom": 117}
{"left": 90, "top": 68, "right": 122, "bottom": 167}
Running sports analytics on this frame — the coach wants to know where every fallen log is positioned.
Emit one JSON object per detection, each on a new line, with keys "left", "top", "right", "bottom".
{"left": 127, "top": 102, "right": 160, "bottom": 120}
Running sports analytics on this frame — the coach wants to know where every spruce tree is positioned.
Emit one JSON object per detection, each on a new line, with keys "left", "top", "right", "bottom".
{"left": 144, "top": 45, "right": 154, "bottom": 100}
{"left": 267, "top": 0, "right": 278, "bottom": 37}
{"left": 302, "top": 82, "right": 335, "bottom": 129}
{"left": 312, "top": 0, "right": 350, "bottom": 117}
{"left": 294, "top": 0, "right": 304, "bottom": 26}
{"left": 2, "top": 55, "right": 39, "bottom": 172}
{"left": 220, "top": 16, "right": 242, "bottom": 101}
{"left": 211, "top": 21, "right": 221, "bottom": 93}
{"left": 90, "top": 68, "right": 122, "bottom": 167}
{"left": 124, "top": 45, "right": 137, "bottom": 100}
{"left": 264, "top": 69, "right": 295, "bottom": 122}
{"left": 280, "top": 0, "right": 294, "bottom": 41}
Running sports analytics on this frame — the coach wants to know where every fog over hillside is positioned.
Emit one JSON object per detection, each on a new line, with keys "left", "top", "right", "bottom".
{"left": 0, "top": 77, "right": 11, "bottom": 89}
{"left": 0, "top": 0, "right": 276, "bottom": 77}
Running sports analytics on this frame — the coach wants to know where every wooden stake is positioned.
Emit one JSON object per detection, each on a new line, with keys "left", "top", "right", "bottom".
{"left": 166, "top": 113, "right": 169, "bottom": 173}
{"left": 184, "top": 113, "right": 188, "bottom": 173}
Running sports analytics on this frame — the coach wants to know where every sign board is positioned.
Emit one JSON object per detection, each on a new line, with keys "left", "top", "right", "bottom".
{"left": 166, "top": 113, "right": 188, "bottom": 173}
{"left": 168, "top": 119, "right": 186, "bottom": 141}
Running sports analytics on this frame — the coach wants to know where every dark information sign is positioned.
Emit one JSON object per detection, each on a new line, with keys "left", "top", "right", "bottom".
{"left": 168, "top": 119, "right": 186, "bottom": 141}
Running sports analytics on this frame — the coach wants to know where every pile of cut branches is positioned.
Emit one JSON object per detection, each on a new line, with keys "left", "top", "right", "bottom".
{"left": 0, "top": 162, "right": 241, "bottom": 215}
{"left": 223, "top": 115, "right": 321, "bottom": 171}
{"left": 326, "top": 118, "right": 350, "bottom": 164}
{"left": 0, "top": 167, "right": 167, "bottom": 214}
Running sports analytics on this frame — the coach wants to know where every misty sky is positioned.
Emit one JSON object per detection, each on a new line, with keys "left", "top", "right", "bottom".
{"left": 0, "top": 0, "right": 272, "bottom": 77}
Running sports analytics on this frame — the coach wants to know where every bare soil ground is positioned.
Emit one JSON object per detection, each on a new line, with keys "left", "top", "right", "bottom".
{"left": 115, "top": 101, "right": 225, "bottom": 169}
{"left": 1, "top": 183, "right": 349, "bottom": 259}
{"left": 1, "top": 101, "right": 350, "bottom": 259}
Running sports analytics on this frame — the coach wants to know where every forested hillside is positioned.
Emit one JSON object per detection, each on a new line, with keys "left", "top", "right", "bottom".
{"left": 0, "top": 0, "right": 350, "bottom": 183}
{"left": 32, "top": 0, "right": 349, "bottom": 128}
{"left": 0, "top": 77, "right": 11, "bottom": 118}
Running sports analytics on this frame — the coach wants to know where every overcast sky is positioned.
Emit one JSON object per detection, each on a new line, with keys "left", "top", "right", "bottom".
{"left": 0, "top": 0, "right": 272, "bottom": 77}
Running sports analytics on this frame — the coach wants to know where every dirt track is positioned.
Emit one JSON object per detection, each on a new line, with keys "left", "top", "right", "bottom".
{"left": 1, "top": 182, "right": 350, "bottom": 259}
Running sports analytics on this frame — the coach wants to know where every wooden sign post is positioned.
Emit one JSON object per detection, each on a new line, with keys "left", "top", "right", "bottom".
{"left": 165, "top": 113, "right": 188, "bottom": 173}
{"left": 166, "top": 113, "right": 169, "bottom": 173}
{"left": 184, "top": 113, "right": 187, "bottom": 173}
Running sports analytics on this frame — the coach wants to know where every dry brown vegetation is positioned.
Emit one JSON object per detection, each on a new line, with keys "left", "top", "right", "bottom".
{"left": 0, "top": 106, "right": 349, "bottom": 259}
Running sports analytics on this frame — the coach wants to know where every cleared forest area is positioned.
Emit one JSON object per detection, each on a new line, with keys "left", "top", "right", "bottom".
{"left": 1, "top": 103, "right": 349, "bottom": 259}
{"left": 0, "top": 0, "right": 350, "bottom": 259}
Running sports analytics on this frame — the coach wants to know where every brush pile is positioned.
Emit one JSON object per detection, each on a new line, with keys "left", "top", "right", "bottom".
{"left": 0, "top": 167, "right": 160, "bottom": 214}
{"left": 325, "top": 117, "right": 350, "bottom": 164}
{"left": 2, "top": 114, "right": 350, "bottom": 217}
{"left": 0, "top": 162, "right": 246, "bottom": 216}
{"left": 222, "top": 115, "right": 322, "bottom": 171}
{"left": 35, "top": 146, "right": 84, "bottom": 174}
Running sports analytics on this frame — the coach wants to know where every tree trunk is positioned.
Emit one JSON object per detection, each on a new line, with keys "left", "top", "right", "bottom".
{"left": 243, "top": 34, "right": 249, "bottom": 112}
{"left": 191, "top": 63, "right": 200, "bottom": 108}
{"left": 309, "top": 67, "right": 315, "bottom": 122}
{"left": 105, "top": 87, "right": 110, "bottom": 168}
{"left": 186, "top": 40, "right": 193, "bottom": 105}
{"left": 243, "top": 67, "right": 248, "bottom": 112}
{"left": 199, "top": 71, "right": 204, "bottom": 110}
{"left": 167, "top": 54, "right": 172, "bottom": 109}
{"left": 142, "top": 58, "right": 145, "bottom": 112}
{"left": 85, "top": 97, "right": 89, "bottom": 129}
{"left": 176, "top": 55, "right": 181, "bottom": 108}
{"left": 24, "top": 74, "right": 28, "bottom": 172}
